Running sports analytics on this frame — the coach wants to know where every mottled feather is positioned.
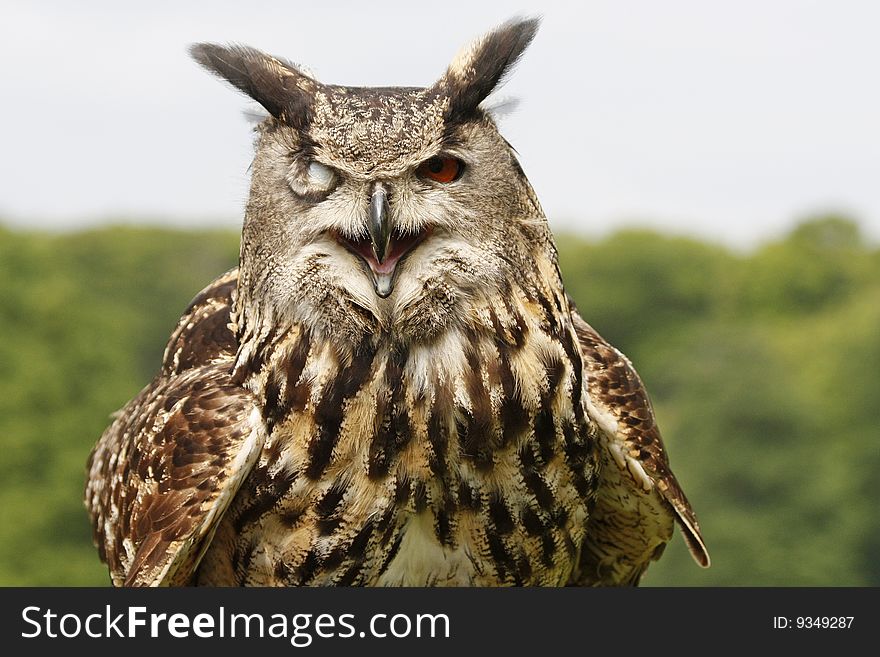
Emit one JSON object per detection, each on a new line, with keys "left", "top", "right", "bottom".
{"left": 85, "top": 273, "right": 266, "bottom": 586}
{"left": 571, "top": 308, "right": 709, "bottom": 584}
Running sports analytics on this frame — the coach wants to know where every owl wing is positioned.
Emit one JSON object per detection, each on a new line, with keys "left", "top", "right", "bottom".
{"left": 84, "top": 269, "right": 267, "bottom": 587}
{"left": 569, "top": 307, "right": 710, "bottom": 585}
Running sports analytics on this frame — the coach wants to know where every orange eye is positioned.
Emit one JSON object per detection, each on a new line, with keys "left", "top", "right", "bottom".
{"left": 417, "top": 156, "right": 464, "bottom": 183}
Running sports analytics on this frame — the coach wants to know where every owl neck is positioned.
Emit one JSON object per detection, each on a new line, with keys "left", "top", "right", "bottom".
{"left": 233, "top": 241, "right": 568, "bottom": 372}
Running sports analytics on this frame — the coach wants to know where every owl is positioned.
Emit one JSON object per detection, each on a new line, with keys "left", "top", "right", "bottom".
{"left": 85, "top": 17, "right": 709, "bottom": 586}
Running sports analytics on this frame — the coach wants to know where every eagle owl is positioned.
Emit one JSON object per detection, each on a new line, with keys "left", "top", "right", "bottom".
{"left": 85, "top": 18, "right": 709, "bottom": 586}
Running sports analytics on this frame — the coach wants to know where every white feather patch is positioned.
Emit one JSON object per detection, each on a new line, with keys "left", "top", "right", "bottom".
{"left": 589, "top": 399, "right": 654, "bottom": 493}
{"left": 377, "top": 513, "right": 474, "bottom": 586}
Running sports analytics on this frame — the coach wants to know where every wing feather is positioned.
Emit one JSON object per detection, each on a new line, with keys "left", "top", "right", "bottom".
{"left": 570, "top": 307, "right": 709, "bottom": 584}
{"left": 84, "top": 269, "right": 266, "bottom": 586}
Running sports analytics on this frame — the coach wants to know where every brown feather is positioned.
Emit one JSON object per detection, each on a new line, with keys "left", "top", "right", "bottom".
{"left": 84, "top": 275, "right": 267, "bottom": 586}
{"left": 570, "top": 307, "right": 710, "bottom": 578}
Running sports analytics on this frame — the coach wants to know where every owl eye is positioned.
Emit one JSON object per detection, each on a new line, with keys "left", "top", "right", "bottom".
{"left": 306, "top": 161, "right": 336, "bottom": 188}
{"left": 288, "top": 158, "right": 338, "bottom": 198}
{"left": 417, "top": 156, "right": 464, "bottom": 183}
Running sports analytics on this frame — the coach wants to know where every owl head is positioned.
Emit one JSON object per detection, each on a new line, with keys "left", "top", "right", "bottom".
{"left": 192, "top": 18, "right": 552, "bottom": 350}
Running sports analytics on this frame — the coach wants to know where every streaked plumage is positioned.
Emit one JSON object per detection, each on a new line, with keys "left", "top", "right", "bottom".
{"left": 85, "top": 17, "right": 709, "bottom": 586}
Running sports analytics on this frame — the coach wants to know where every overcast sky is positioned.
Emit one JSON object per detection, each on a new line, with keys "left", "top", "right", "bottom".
{"left": 2, "top": 0, "right": 878, "bottom": 247}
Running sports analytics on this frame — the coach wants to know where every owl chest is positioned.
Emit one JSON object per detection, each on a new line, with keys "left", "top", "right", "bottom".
{"left": 212, "top": 437, "right": 593, "bottom": 587}
{"left": 198, "top": 328, "right": 599, "bottom": 585}
{"left": 204, "top": 386, "right": 596, "bottom": 584}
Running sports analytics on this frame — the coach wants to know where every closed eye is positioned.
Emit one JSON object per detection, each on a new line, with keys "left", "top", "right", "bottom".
{"left": 307, "top": 161, "right": 335, "bottom": 188}
{"left": 288, "top": 157, "right": 339, "bottom": 198}
{"left": 416, "top": 156, "right": 464, "bottom": 183}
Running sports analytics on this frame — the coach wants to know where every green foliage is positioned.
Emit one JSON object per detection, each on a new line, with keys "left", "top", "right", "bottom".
{"left": 0, "top": 217, "right": 877, "bottom": 586}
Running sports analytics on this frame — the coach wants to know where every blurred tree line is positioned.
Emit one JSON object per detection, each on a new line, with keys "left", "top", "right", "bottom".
{"left": 0, "top": 216, "right": 877, "bottom": 586}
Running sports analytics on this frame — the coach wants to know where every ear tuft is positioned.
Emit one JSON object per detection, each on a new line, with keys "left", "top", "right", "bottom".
{"left": 437, "top": 17, "right": 540, "bottom": 123}
{"left": 190, "top": 43, "right": 316, "bottom": 127}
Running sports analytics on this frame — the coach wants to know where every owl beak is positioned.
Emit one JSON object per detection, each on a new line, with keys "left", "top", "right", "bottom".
{"left": 336, "top": 182, "right": 429, "bottom": 299}
{"left": 369, "top": 183, "right": 391, "bottom": 266}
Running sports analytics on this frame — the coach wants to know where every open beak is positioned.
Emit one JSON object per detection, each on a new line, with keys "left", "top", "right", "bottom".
{"left": 337, "top": 182, "right": 429, "bottom": 299}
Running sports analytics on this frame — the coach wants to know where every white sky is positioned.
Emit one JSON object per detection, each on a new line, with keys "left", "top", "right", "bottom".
{"left": 1, "top": 0, "right": 878, "bottom": 247}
